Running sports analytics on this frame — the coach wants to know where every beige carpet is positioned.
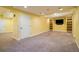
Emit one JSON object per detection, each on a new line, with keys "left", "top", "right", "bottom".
{"left": 0, "top": 31, "right": 79, "bottom": 52}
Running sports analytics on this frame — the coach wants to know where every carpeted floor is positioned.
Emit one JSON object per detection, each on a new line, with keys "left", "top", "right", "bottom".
{"left": 0, "top": 31, "right": 79, "bottom": 52}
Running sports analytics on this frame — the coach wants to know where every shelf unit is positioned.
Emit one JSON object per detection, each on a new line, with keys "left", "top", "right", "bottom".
{"left": 67, "top": 18, "right": 72, "bottom": 33}
{"left": 49, "top": 19, "right": 53, "bottom": 31}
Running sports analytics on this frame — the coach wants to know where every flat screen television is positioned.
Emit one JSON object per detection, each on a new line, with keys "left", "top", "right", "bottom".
{"left": 56, "top": 19, "right": 64, "bottom": 25}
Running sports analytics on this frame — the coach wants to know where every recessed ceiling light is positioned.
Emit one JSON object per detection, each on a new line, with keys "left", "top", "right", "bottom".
{"left": 24, "top": 6, "right": 27, "bottom": 8}
{"left": 45, "top": 11, "right": 73, "bottom": 18}
{"left": 59, "top": 8, "right": 63, "bottom": 11}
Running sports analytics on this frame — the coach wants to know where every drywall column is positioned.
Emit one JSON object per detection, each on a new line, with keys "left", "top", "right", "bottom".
{"left": 72, "top": 7, "right": 79, "bottom": 48}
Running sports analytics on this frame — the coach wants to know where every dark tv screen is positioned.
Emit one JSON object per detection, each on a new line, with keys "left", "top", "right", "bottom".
{"left": 56, "top": 19, "right": 64, "bottom": 25}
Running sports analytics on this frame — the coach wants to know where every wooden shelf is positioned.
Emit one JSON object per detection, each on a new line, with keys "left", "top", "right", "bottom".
{"left": 67, "top": 18, "right": 72, "bottom": 33}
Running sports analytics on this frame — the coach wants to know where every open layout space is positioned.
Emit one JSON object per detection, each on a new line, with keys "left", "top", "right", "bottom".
{"left": 0, "top": 6, "right": 79, "bottom": 52}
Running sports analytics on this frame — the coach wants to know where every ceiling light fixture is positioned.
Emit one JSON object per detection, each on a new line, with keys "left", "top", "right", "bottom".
{"left": 24, "top": 6, "right": 27, "bottom": 8}
{"left": 45, "top": 11, "right": 73, "bottom": 18}
{"left": 59, "top": 8, "right": 63, "bottom": 11}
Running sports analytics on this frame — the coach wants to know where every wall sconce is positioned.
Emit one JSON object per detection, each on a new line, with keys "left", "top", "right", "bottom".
{"left": 4, "top": 11, "right": 15, "bottom": 18}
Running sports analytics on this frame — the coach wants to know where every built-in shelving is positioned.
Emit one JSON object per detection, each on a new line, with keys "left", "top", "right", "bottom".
{"left": 67, "top": 18, "right": 72, "bottom": 33}
{"left": 49, "top": 19, "right": 53, "bottom": 31}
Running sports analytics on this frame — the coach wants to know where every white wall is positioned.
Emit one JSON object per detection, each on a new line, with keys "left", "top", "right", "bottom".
{"left": 72, "top": 7, "right": 79, "bottom": 48}
{"left": 0, "top": 20, "right": 6, "bottom": 33}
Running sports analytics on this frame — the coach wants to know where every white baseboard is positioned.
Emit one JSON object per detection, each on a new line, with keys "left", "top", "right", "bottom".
{"left": 17, "top": 30, "right": 49, "bottom": 40}
{"left": 53, "top": 30, "right": 67, "bottom": 32}
{"left": 30, "top": 30, "right": 49, "bottom": 37}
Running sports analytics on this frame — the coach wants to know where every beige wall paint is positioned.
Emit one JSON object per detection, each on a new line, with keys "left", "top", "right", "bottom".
{"left": 72, "top": 7, "right": 79, "bottom": 48}
{"left": 51, "top": 18, "right": 67, "bottom": 32}
{"left": 0, "top": 7, "right": 49, "bottom": 40}
{"left": 30, "top": 16, "right": 49, "bottom": 36}
{"left": 0, "top": 7, "right": 20, "bottom": 39}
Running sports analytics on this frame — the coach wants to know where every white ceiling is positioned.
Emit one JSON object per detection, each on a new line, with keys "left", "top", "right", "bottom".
{"left": 0, "top": 6, "right": 75, "bottom": 18}
{"left": 0, "top": 7, "right": 9, "bottom": 13}
{"left": 13, "top": 6, "right": 74, "bottom": 16}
